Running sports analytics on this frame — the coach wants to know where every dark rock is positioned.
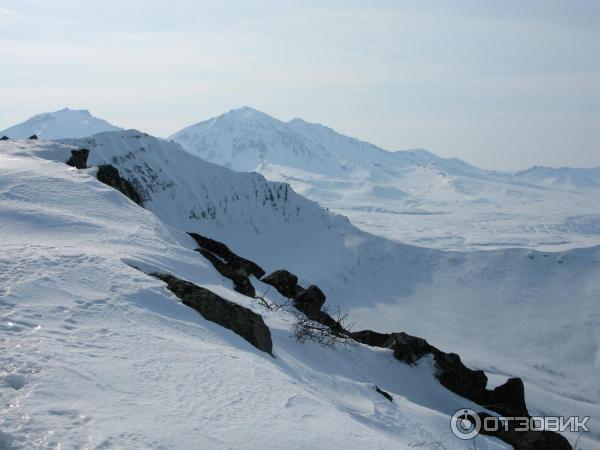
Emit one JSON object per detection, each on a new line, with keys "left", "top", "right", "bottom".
{"left": 261, "top": 270, "right": 299, "bottom": 298}
{"left": 375, "top": 385, "right": 393, "bottom": 402}
{"left": 435, "top": 351, "right": 488, "bottom": 403}
{"left": 188, "top": 232, "right": 265, "bottom": 279}
{"left": 66, "top": 148, "right": 89, "bottom": 169}
{"left": 314, "top": 310, "right": 347, "bottom": 335}
{"left": 197, "top": 248, "right": 256, "bottom": 297}
{"left": 471, "top": 412, "right": 572, "bottom": 450}
{"left": 350, "top": 329, "right": 390, "bottom": 347}
{"left": 97, "top": 164, "right": 143, "bottom": 206}
{"left": 385, "top": 332, "right": 431, "bottom": 364}
{"left": 28, "top": 134, "right": 38, "bottom": 140}
{"left": 0, "top": 135, "right": 9, "bottom": 141}
{"left": 482, "top": 377, "right": 528, "bottom": 417}
{"left": 151, "top": 273, "right": 272, "bottom": 354}
{"left": 293, "top": 285, "right": 326, "bottom": 318}
{"left": 384, "top": 332, "right": 528, "bottom": 418}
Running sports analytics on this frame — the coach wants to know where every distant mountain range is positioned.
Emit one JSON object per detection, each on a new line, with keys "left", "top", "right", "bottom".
{"left": 169, "top": 107, "right": 600, "bottom": 250}
{"left": 2, "top": 107, "right": 600, "bottom": 250}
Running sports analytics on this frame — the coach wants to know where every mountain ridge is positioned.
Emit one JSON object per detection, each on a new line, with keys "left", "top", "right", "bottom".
{"left": 170, "top": 107, "right": 600, "bottom": 251}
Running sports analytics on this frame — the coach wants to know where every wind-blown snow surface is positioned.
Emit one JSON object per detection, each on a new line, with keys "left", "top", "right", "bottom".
{"left": 0, "top": 144, "right": 513, "bottom": 449}
{"left": 171, "top": 107, "right": 600, "bottom": 251}
{"left": 0, "top": 108, "right": 121, "bottom": 140}
{"left": 4, "top": 133, "right": 599, "bottom": 447}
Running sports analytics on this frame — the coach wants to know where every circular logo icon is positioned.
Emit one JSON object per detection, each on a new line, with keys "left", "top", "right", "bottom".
{"left": 450, "top": 408, "right": 481, "bottom": 440}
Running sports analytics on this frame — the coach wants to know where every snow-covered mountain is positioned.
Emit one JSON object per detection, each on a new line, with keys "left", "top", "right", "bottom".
{"left": 0, "top": 108, "right": 121, "bottom": 139}
{"left": 171, "top": 107, "right": 600, "bottom": 251}
{"left": 3, "top": 143, "right": 512, "bottom": 449}
{"left": 3, "top": 132, "right": 598, "bottom": 448}
{"left": 513, "top": 165, "right": 600, "bottom": 189}
{"left": 0, "top": 136, "right": 529, "bottom": 450}
{"left": 170, "top": 106, "right": 483, "bottom": 177}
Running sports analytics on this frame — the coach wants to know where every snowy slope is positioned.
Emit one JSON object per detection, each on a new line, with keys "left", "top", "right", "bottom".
{"left": 0, "top": 108, "right": 121, "bottom": 140}
{"left": 0, "top": 144, "right": 515, "bottom": 449}
{"left": 171, "top": 107, "right": 600, "bottom": 251}
{"left": 4, "top": 133, "right": 598, "bottom": 447}
{"left": 513, "top": 165, "right": 600, "bottom": 189}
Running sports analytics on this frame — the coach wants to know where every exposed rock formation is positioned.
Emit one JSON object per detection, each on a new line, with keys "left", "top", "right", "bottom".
{"left": 188, "top": 232, "right": 264, "bottom": 298}
{"left": 151, "top": 273, "right": 272, "bottom": 354}
{"left": 261, "top": 270, "right": 300, "bottom": 298}
{"left": 66, "top": 148, "right": 89, "bottom": 169}
{"left": 188, "top": 232, "right": 265, "bottom": 279}
{"left": 350, "top": 330, "right": 390, "bottom": 347}
{"left": 293, "top": 285, "right": 326, "bottom": 318}
{"left": 0, "top": 135, "right": 9, "bottom": 141}
{"left": 197, "top": 248, "right": 256, "bottom": 297}
{"left": 471, "top": 412, "right": 572, "bottom": 450}
{"left": 28, "top": 134, "right": 38, "bottom": 140}
{"left": 179, "top": 235, "right": 570, "bottom": 449}
{"left": 97, "top": 164, "right": 143, "bottom": 206}
{"left": 385, "top": 332, "right": 528, "bottom": 417}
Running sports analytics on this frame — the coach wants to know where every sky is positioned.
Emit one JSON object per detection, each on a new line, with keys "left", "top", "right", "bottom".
{"left": 0, "top": 0, "right": 598, "bottom": 170}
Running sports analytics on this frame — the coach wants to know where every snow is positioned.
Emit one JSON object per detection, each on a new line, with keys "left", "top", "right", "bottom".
{"left": 0, "top": 145, "right": 512, "bottom": 449}
{"left": 171, "top": 107, "right": 600, "bottom": 252}
{"left": 0, "top": 108, "right": 121, "bottom": 140}
{"left": 3, "top": 133, "right": 598, "bottom": 448}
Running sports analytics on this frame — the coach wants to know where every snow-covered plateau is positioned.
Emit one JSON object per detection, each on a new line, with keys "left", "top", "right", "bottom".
{"left": 1, "top": 108, "right": 599, "bottom": 449}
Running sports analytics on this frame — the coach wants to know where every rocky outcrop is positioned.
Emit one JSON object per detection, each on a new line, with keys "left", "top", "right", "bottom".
{"left": 151, "top": 273, "right": 272, "bottom": 354}
{"left": 293, "top": 285, "right": 326, "bottom": 318}
{"left": 97, "top": 164, "right": 143, "bottom": 206}
{"left": 384, "top": 332, "right": 528, "bottom": 418}
{"left": 153, "top": 231, "right": 569, "bottom": 449}
{"left": 481, "top": 377, "right": 528, "bottom": 418}
{"left": 188, "top": 232, "right": 265, "bottom": 279}
{"left": 188, "top": 232, "right": 264, "bottom": 298}
{"left": 66, "top": 148, "right": 89, "bottom": 169}
{"left": 471, "top": 412, "right": 572, "bottom": 450}
{"left": 28, "top": 134, "right": 38, "bottom": 140}
{"left": 350, "top": 330, "right": 391, "bottom": 347}
{"left": 197, "top": 248, "right": 256, "bottom": 297}
{"left": 162, "top": 233, "right": 569, "bottom": 450}
{"left": 0, "top": 135, "right": 9, "bottom": 141}
{"left": 261, "top": 270, "right": 300, "bottom": 298}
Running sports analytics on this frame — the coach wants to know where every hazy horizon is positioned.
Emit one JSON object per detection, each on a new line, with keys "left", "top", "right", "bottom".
{"left": 1, "top": 0, "right": 598, "bottom": 170}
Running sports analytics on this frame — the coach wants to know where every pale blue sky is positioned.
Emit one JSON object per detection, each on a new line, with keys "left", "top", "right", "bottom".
{"left": 1, "top": 0, "right": 598, "bottom": 169}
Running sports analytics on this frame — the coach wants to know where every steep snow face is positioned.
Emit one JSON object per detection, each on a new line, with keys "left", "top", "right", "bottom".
{"left": 0, "top": 146, "right": 512, "bottom": 450}
{"left": 59, "top": 130, "right": 347, "bottom": 243}
{"left": 172, "top": 108, "right": 600, "bottom": 251}
{"left": 4, "top": 135, "right": 599, "bottom": 448}
{"left": 0, "top": 108, "right": 121, "bottom": 139}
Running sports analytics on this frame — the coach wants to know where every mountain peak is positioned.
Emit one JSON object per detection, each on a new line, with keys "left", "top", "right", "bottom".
{"left": 0, "top": 107, "right": 121, "bottom": 140}
{"left": 220, "top": 106, "right": 282, "bottom": 124}
{"left": 56, "top": 107, "right": 91, "bottom": 115}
